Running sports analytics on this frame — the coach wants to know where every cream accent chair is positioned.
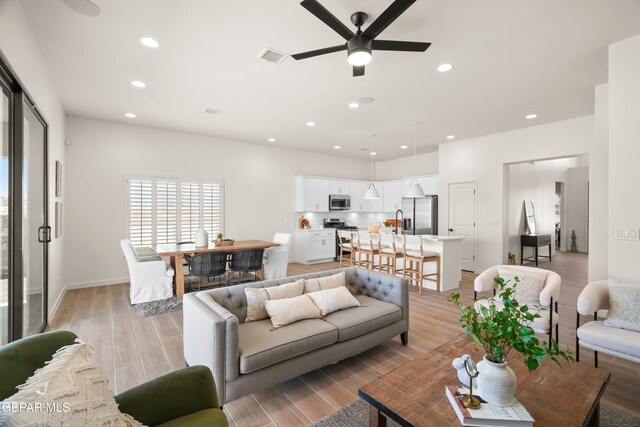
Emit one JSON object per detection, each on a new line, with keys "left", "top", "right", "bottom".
{"left": 474, "top": 265, "right": 561, "bottom": 346}
{"left": 262, "top": 233, "right": 292, "bottom": 280}
{"left": 120, "top": 239, "right": 174, "bottom": 304}
{"left": 576, "top": 280, "right": 640, "bottom": 367}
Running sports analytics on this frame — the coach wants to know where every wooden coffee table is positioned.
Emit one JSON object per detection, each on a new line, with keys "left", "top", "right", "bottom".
{"left": 359, "top": 335, "right": 610, "bottom": 427}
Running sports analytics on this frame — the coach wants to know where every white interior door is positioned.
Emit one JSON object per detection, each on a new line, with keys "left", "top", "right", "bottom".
{"left": 448, "top": 182, "right": 476, "bottom": 271}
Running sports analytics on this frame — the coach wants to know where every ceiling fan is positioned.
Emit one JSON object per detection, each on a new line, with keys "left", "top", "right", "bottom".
{"left": 292, "top": 0, "right": 430, "bottom": 77}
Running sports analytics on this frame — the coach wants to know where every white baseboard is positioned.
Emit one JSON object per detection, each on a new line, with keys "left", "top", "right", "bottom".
{"left": 49, "top": 277, "right": 129, "bottom": 324}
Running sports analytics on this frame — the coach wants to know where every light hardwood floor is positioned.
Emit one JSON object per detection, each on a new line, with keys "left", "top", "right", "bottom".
{"left": 48, "top": 252, "right": 640, "bottom": 425}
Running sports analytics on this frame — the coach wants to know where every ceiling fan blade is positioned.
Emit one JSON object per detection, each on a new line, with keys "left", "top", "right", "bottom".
{"left": 292, "top": 44, "right": 346, "bottom": 60}
{"left": 353, "top": 65, "right": 365, "bottom": 77}
{"left": 372, "top": 40, "right": 431, "bottom": 52}
{"left": 362, "top": 0, "right": 416, "bottom": 40}
{"left": 300, "top": 0, "right": 355, "bottom": 41}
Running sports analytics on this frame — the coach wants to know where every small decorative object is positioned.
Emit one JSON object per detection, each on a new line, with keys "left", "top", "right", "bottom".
{"left": 452, "top": 354, "right": 477, "bottom": 389}
{"left": 383, "top": 220, "right": 392, "bottom": 227}
{"left": 508, "top": 252, "right": 516, "bottom": 265}
{"left": 195, "top": 228, "right": 209, "bottom": 247}
{"left": 299, "top": 215, "right": 310, "bottom": 229}
{"left": 214, "top": 239, "right": 235, "bottom": 246}
{"left": 448, "top": 277, "right": 574, "bottom": 406}
{"left": 461, "top": 357, "right": 481, "bottom": 409}
{"left": 570, "top": 230, "right": 577, "bottom": 252}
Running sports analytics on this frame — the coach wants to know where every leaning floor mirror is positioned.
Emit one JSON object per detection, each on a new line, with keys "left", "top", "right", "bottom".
{"left": 524, "top": 200, "right": 536, "bottom": 235}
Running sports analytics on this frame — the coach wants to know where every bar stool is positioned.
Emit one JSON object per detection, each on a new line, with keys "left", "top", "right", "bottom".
{"left": 403, "top": 235, "right": 440, "bottom": 295}
{"left": 337, "top": 229, "right": 356, "bottom": 268}
{"left": 378, "top": 232, "right": 404, "bottom": 275}
{"left": 354, "top": 231, "right": 380, "bottom": 270}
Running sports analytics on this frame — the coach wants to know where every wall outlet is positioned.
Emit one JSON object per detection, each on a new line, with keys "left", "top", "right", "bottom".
{"left": 615, "top": 227, "right": 640, "bottom": 240}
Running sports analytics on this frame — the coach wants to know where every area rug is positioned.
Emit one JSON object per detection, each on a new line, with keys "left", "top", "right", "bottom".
{"left": 311, "top": 398, "right": 640, "bottom": 427}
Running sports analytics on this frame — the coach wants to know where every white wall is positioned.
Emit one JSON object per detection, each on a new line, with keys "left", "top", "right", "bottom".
{"left": 0, "top": 0, "right": 66, "bottom": 321}
{"left": 64, "top": 116, "right": 370, "bottom": 287}
{"left": 590, "top": 84, "right": 609, "bottom": 281}
{"left": 608, "top": 34, "right": 640, "bottom": 282}
{"left": 375, "top": 151, "right": 439, "bottom": 181}
{"left": 438, "top": 116, "right": 597, "bottom": 272}
{"left": 507, "top": 157, "right": 586, "bottom": 262}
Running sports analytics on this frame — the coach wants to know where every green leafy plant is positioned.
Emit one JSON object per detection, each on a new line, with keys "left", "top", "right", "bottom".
{"left": 383, "top": 220, "right": 392, "bottom": 227}
{"left": 508, "top": 252, "right": 516, "bottom": 261}
{"left": 448, "top": 277, "right": 575, "bottom": 372}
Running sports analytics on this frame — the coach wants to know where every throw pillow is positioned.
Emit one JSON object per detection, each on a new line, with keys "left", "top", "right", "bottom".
{"left": 0, "top": 342, "right": 145, "bottom": 427}
{"left": 304, "top": 271, "right": 346, "bottom": 293}
{"left": 604, "top": 280, "right": 640, "bottom": 332}
{"left": 306, "top": 286, "right": 360, "bottom": 316}
{"left": 497, "top": 266, "right": 547, "bottom": 306}
{"left": 245, "top": 279, "right": 305, "bottom": 322}
{"left": 264, "top": 294, "right": 321, "bottom": 328}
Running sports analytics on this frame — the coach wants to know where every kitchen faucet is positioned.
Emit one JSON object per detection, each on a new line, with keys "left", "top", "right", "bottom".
{"left": 395, "top": 209, "right": 404, "bottom": 235}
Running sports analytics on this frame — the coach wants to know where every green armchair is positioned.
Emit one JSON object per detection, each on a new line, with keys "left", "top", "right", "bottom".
{"left": 0, "top": 331, "right": 228, "bottom": 427}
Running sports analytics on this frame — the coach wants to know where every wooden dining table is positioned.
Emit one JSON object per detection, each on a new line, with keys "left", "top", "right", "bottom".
{"left": 156, "top": 240, "right": 280, "bottom": 299}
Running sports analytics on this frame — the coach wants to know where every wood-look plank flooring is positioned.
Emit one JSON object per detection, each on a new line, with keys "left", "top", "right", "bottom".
{"left": 48, "top": 253, "right": 640, "bottom": 425}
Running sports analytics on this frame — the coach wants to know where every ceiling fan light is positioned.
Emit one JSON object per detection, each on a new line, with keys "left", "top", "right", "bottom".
{"left": 405, "top": 179, "right": 425, "bottom": 198}
{"left": 348, "top": 50, "right": 372, "bottom": 66}
{"left": 364, "top": 183, "right": 381, "bottom": 200}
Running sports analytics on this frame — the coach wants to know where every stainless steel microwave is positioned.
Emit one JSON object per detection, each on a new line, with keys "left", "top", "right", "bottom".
{"left": 329, "top": 194, "right": 351, "bottom": 210}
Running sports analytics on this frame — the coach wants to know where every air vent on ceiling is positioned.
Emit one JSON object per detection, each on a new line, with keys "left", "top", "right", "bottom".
{"left": 258, "top": 47, "right": 289, "bottom": 64}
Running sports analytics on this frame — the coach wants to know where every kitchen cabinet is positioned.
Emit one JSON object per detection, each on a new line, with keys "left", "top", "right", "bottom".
{"left": 350, "top": 182, "right": 371, "bottom": 212}
{"left": 329, "top": 180, "right": 350, "bottom": 195}
{"left": 295, "top": 177, "right": 329, "bottom": 212}
{"left": 383, "top": 181, "right": 403, "bottom": 212}
{"left": 295, "top": 230, "right": 336, "bottom": 264}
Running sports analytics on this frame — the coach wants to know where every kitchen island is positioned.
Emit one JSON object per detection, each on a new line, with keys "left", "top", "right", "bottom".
{"left": 416, "top": 235, "right": 465, "bottom": 292}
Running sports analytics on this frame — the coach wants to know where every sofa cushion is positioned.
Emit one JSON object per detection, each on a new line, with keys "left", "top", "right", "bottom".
{"left": 304, "top": 271, "right": 346, "bottom": 293}
{"left": 307, "top": 286, "right": 360, "bottom": 316}
{"left": 264, "top": 294, "right": 321, "bottom": 328}
{"left": 604, "top": 280, "right": 640, "bottom": 332}
{"left": 497, "top": 266, "right": 547, "bottom": 305}
{"left": 578, "top": 320, "right": 640, "bottom": 359}
{"left": 238, "top": 319, "right": 337, "bottom": 373}
{"left": 244, "top": 279, "right": 305, "bottom": 322}
{"left": 157, "top": 408, "right": 228, "bottom": 427}
{"left": 323, "top": 295, "right": 402, "bottom": 342}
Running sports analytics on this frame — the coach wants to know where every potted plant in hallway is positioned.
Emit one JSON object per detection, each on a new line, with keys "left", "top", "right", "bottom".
{"left": 448, "top": 278, "right": 574, "bottom": 406}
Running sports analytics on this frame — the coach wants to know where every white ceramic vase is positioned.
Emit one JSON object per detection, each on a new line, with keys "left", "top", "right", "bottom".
{"left": 476, "top": 355, "right": 517, "bottom": 406}
{"left": 195, "top": 229, "right": 209, "bottom": 247}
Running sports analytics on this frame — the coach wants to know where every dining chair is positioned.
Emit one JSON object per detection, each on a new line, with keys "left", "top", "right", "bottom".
{"left": 403, "top": 235, "right": 440, "bottom": 295}
{"left": 229, "top": 248, "right": 265, "bottom": 283}
{"left": 379, "top": 232, "right": 404, "bottom": 276}
{"left": 187, "top": 251, "right": 229, "bottom": 291}
{"left": 263, "top": 233, "right": 292, "bottom": 280}
{"left": 337, "top": 229, "right": 356, "bottom": 268}
{"left": 354, "top": 231, "right": 380, "bottom": 270}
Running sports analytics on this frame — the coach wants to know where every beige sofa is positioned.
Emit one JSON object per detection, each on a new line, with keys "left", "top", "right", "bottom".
{"left": 183, "top": 267, "right": 409, "bottom": 404}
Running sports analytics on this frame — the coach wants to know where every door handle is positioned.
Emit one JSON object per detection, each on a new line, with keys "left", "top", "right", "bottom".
{"left": 449, "top": 228, "right": 454, "bottom": 232}
{"left": 38, "top": 226, "right": 45, "bottom": 243}
{"left": 46, "top": 226, "right": 52, "bottom": 242}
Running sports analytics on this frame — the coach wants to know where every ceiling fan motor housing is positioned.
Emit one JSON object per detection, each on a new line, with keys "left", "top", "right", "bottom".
{"left": 347, "top": 36, "right": 372, "bottom": 54}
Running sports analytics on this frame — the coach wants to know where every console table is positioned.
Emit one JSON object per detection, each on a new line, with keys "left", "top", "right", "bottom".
{"left": 520, "top": 234, "right": 552, "bottom": 266}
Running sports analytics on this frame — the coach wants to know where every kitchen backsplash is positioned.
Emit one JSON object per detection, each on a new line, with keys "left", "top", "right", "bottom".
{"left": 295, "top": 212, "right": 398, "bottom": 229}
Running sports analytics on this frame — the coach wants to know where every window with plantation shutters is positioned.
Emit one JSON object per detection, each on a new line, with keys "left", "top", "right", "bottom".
{"left": 126, "top": 177, "right": 224, "bottom": 246}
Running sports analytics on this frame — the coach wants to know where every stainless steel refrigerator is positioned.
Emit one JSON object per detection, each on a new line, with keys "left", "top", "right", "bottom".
{"left": 401, "top": 196, "right": 438, "bottom": 235}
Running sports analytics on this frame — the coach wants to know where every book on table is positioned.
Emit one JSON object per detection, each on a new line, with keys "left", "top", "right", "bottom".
{"left": 444, "top": 385, "right": 534, "bottom": 427}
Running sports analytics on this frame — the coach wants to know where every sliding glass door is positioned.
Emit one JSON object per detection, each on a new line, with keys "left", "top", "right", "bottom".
{"left": 0, "top": 51, "right": 49, "bottom": 344}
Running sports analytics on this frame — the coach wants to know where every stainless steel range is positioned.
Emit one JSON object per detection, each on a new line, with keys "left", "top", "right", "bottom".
{"left": 323, "top": 218, "right": 358, "bottom": 262}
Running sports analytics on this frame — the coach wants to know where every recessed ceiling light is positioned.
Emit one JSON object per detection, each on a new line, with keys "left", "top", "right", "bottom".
{"left": 334, "top": 145, "right": 341, "bottom": 149}
{"left": 124, "top": 113, "right": 136, "bottom": 118}
{"left": 348, "top": 102, "right": 359, "bottom": 109}
{"left": 267, "top": 138, "right": 276, "bottom": 142}
{"left": 140, "top": 37, "right": 159, "bottom": 48}
{"left": 437, "top": 63, "right": 453, "bottom": 72}
{"left": 370, "top": 152, "right": 377, "bottom": 156}
{"left": 400, "top": 145, "right": 408, "bottom": 149}
{"left": 131, "top": 80, "right": 146, "bottom": 88}
{"left": 446, "top": 135, "right": 455, "bottom": 140}
{"left": 525, "top": 114, "right": 538, "bottom": 119}
{"left": 306, "top": 121, "right": 316, "bottom": 127}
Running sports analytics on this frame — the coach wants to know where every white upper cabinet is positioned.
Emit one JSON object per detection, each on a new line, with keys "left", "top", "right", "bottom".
{"left": 329, "top": 181, "right": 350, "bottom": 195}
{"left": 383, "top": 181, "right": 403, "bottom": 212}
{"left": 350, "top": 182, "right": 370, "bottom": 212}
{"left": 295, "top": 177, "right": 329, "bottom": 212}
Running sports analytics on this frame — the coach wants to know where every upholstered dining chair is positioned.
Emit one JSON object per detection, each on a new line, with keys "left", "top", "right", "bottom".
{"left": 474, "top": 265, "right": 561, "bottom": 347}
{"left": 403, "top": 235, "right": 440, "bottom": 295}
{"left": 120, "top": 239, "right": 174, "bottom": 304}
{"left": 262, "top": 233, "right": 292, "bottom": 280}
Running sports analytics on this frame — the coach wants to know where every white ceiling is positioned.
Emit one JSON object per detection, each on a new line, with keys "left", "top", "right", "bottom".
{"left": 21, "top": 0, "right": 640, "bottom": 160}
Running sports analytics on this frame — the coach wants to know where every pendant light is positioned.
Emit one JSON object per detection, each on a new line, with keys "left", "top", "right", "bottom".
{"left": 364, "top": 138, "right": 380, "bottom": 200}
{"left": 405, "top": 121, "right": 426, "bottom": 198}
